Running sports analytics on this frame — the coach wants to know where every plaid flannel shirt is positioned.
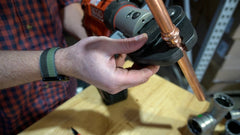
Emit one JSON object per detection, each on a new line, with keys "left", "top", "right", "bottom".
{"left": 0, "top": 0, "right": 80, "bottom": 134}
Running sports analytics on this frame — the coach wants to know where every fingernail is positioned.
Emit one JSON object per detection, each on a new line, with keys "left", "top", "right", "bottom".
{"left": 135, "top": 33, "right": 148, "bottom": 41}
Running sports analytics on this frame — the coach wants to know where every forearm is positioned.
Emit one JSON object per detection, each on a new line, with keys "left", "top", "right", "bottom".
{"left": 62, "top": 3, "right": 88, "bottom": 39}
{"left": 0, "top": 51, "right": 42, "bottom": 89}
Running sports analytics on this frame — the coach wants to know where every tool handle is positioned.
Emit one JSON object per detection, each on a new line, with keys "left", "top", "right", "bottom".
{"left": 97, "top": 89, "right": 128, "bottom": 105}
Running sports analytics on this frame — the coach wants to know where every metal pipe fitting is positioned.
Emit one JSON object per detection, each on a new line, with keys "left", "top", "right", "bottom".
{"left": 188, "top": 93, "right": 234, "bottom": 135}
{"left": 224, "top": 119, "right": 240, "bottom": 135}
{"left": 225, "top": 109, "right": 240, "bottom": 120}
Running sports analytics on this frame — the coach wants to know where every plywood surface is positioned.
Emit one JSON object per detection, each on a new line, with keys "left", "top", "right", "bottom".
{"left": 20, "top": 61, "right": 209, "bottom": 135}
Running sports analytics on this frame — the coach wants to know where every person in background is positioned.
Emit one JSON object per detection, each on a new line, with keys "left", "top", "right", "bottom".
{"left": 0, "top": 0, "right": 159, "bottom": 134}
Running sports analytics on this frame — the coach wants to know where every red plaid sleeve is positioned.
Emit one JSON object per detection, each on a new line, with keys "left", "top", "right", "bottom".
{"left": 0, "top": 0, "right": 78, "bottom": 134}
{"left": 58, "top": 0, "right": 82, "bottom": 8}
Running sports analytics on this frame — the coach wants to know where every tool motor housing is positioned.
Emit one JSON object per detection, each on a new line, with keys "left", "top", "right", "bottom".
{"left": 81, "top": 0, "right": 135, "bottom": 36}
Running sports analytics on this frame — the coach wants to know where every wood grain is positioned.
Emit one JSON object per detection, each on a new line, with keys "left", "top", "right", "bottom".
{"left": 20, "top": 61, "right": 209, "bottom": 135}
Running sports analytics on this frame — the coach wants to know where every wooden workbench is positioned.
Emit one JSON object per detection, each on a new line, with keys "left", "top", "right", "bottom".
{"left": 20, "top": 61, "right": 209, "bottom": 135}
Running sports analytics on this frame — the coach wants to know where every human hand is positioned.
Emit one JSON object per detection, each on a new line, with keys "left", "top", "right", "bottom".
{"left": 56, "top": 34, "right": 160, "bottom": 94}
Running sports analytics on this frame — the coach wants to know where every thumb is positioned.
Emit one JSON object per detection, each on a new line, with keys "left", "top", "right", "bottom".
{"left": 108, "top": 33, "right": 148, "bottom": 55}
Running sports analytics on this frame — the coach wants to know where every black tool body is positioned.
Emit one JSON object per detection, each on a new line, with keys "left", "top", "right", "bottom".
{"left": 98, "top": 5, "right": 197, "bottom": 105}
{"left": 128, "top": 6, "right": 197, "bottom": 66}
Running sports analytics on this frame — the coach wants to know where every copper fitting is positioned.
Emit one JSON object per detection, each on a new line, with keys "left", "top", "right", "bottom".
{"left": 145, "top": 0, "right": 205, "bottom": 101}
{"left": 145, "top": 0, "right": 182, "bottom": 49}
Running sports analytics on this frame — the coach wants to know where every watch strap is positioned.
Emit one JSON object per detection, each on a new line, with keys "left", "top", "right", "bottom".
{"left": 40, "top": 47, "right": 69, "bottom": 81}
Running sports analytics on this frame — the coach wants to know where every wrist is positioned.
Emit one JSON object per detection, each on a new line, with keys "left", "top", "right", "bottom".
{"left": 55, "top": 48, "right": 71, "bottom": 76}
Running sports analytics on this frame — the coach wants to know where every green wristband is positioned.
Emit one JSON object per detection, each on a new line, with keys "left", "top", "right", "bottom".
{"left": 40, "top": 47, "right": 69, "bottom": 81}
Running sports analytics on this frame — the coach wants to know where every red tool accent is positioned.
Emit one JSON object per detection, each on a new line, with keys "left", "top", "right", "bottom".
{"left": 81, "top": 0, "right": 113, "bottom": 36}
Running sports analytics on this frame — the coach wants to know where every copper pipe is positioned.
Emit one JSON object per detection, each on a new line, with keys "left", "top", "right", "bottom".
{"left": 178, "top": 52, "right": 206, "bottom": 101}
{"left": 145, "top": 0, "right": 174, "bottom": 33}
{"left": 145, "top": 0, "right": 205, "bottom": 101}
